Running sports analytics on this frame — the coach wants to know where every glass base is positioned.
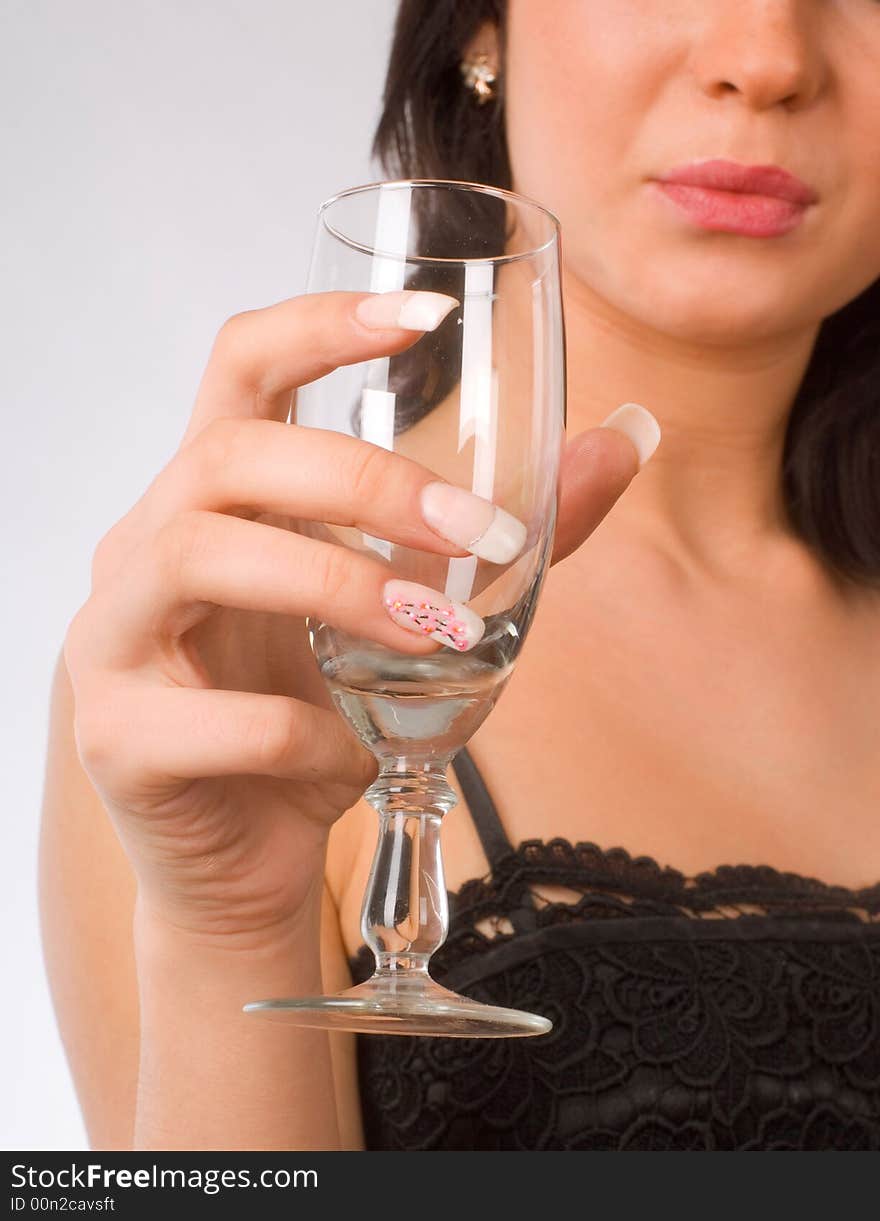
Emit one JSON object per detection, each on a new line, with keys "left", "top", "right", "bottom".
{"left": 243, "top": 972, "right": 553, "bottom": 1038}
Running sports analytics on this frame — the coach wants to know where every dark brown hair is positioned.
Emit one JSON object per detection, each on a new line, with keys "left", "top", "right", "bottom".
{"left": 372, "top": 0, "right": 880, "bottom": 591}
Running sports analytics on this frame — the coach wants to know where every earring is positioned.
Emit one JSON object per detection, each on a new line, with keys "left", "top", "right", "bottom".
{"left": 460, "top": 53, "right": 498, "bottom": 105}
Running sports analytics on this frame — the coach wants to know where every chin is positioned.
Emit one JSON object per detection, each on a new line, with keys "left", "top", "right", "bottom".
{"left": 569, "top": 253, "right": 807, "bottom": 345}
{"left": 637, "top": 297, "right": 807, "bottom": 346}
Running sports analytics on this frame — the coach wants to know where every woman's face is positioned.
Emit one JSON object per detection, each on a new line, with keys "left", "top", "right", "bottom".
{"left": 504, "top": 0, "right": 880, "bottom": 344}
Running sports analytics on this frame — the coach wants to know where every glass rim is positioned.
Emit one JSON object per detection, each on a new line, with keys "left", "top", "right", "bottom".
{"left": 317, "top": 176, "right": 561, "bottom": 267}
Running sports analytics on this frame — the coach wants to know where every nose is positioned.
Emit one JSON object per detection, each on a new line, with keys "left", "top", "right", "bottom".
{"left": 691, "top": 0, "right": 825, "bottom": 111}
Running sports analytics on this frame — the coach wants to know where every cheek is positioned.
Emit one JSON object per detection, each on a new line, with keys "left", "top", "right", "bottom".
{"left": 828, "top": 104, "right": 880, "bottom": 302}
{"left": 504, "top": 1, "right": 650, "bottom": 215}
{"left": 810, "top": 191, "right": 880, "bottom": 322}
{"left": 504, "top": 1, "right": 680, "bottom": 308}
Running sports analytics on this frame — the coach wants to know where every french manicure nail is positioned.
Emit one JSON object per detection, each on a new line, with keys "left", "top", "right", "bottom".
{"left": 419, "top": 481, "right": 527, "bottom": 564}
{"left": 382, "top": 579, "right": 485, "bottom": 652}
{"left": 355, "top": 290, "right": 459, "bottom": 332}
{"left": 600, "top": 402, "right": 662, "bottom": 468}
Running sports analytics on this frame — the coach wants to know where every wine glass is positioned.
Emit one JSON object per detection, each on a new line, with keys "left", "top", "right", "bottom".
{"left": 244, "top": 178, "right": 565, "bottom": 1037}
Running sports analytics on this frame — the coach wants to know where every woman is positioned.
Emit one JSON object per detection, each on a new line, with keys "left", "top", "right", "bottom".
{"left": 41, "top": 0, "right": 880, "bottom": 1151}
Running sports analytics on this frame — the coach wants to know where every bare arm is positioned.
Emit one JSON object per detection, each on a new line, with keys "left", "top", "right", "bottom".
{"left": 39, "top": 649, "right": 365, "bottom": 1150}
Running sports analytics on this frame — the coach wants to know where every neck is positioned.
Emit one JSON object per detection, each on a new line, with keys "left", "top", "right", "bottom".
{"left": 560, "top": 269, "right": 822, "bottom": 578}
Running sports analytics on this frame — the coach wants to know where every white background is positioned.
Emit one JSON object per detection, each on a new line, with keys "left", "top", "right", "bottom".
{"left": 1, "top": 0, "right": 397, "bottom": 1150}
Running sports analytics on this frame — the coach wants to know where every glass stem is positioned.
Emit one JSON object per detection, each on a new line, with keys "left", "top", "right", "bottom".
{"left": 360, "top": 759, "right": 459, "bottom": 977}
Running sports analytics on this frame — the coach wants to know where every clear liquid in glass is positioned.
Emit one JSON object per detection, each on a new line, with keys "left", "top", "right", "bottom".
{"left": 320, "top": 622, "right": 517, "bottom": 761}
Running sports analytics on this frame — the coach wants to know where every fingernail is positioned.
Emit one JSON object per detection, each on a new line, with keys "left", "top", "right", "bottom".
{"left": 600, "top": 402, "right": 661, "bottom": 468}
{"left": 419, "top": 481, "right": 527, "bottom": 564}
{"left": 382, "top": 580, "right": 485, "bottom": 652}
{"left": 355, "top": 290, "right": 459, "bottom": 332}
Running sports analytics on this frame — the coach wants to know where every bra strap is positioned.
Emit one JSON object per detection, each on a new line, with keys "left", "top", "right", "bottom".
{"left": 451, "top": 746, "right": 514, "bottom": 870}
{"left": 451, "top": 747, "right": 539, "bottom": 935}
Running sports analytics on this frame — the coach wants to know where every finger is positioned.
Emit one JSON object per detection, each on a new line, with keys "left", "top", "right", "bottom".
{"left": 75, "top": 682, "right": 378, "bottom": 796}
{"left": 180, "top": 289, "right": 459, "bottom": 446}
{"left": 550, "top": 426, "right": 644, "bottom": 566}
{"left": 152, "top": 417, "right": 525, "bottom": 566}
{"left": 84, "top": 511, "right": 471, "bottom": 670}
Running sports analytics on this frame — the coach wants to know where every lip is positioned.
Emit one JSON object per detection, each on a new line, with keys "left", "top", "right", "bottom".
{"left": 650, "top": 158, "right": 818, "bottom": 238}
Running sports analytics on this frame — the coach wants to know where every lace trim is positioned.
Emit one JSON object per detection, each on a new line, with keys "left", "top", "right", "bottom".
{"left": 349, "top": 836, "right": 880, "bottom": 982}
{"left": 454, "top": 837, "right": 880, "bottom": 922}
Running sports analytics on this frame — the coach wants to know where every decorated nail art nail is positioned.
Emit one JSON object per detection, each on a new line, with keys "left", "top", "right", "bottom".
{"left": 382, "top": 579, "right": 485, "bottom": 652}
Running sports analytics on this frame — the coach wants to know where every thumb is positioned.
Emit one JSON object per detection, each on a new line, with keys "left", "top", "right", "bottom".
{"left": 550, "top": 403, "right": 662, "bottom": 567}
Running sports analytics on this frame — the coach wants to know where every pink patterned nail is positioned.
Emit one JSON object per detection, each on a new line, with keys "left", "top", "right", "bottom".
{"left": 381, "top": 579, "right": 485, "bottom": 652}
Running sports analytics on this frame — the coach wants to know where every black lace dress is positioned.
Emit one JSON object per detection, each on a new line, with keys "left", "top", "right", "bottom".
{"left": 349, "top": 746, "right": 880, "bottom": 1151}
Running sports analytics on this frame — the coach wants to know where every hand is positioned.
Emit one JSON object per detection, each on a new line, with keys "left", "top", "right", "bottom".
{"left": 63, "top": 290, "right": 644, "bottom": 944}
